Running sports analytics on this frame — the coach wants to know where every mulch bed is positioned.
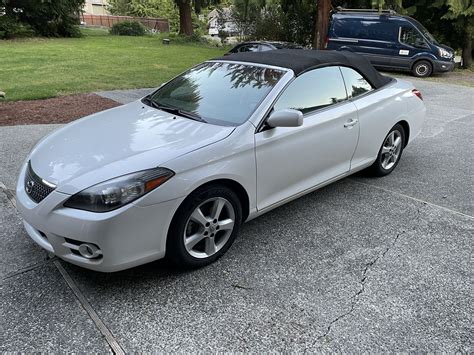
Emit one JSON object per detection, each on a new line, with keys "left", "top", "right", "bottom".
{"left": 0, "top": 93, "right": 121, "bottom": 126}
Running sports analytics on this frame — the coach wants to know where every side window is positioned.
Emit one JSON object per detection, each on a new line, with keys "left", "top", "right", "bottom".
{"left": 340, "top": 67, "right": 373, "bottom": 99}
{"left": 273, "top": 66, "right": 347, "bottom": 114}
{"left": 400, "top": 26, "right": 423, "bottom": 47}
{"left": 238, "top": 44, "right": 259, "bottom": 52}
{"left": 258, "top": 44, "right": 273, "bottom": 52}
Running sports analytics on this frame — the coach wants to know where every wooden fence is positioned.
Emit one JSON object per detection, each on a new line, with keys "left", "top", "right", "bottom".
{"left": 80, "top": 14, "right": 169, "bottom": 32}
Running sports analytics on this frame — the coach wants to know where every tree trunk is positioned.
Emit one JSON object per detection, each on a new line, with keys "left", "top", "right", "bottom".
{"left": 461, "top": 19, "right": 472, "bottom": 69}
{"left": 178, "top": 0, "right": 193, "bottom": 36}
{"left": 312, "top": 0, "right": 331, "bottom": 49}
{"left": 194, "top": 0, "right": 201, "bottom": 15}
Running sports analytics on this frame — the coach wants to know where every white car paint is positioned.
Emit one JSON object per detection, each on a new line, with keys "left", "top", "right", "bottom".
{"left": 16, "top": 60, "right": 426, "bottom": 272}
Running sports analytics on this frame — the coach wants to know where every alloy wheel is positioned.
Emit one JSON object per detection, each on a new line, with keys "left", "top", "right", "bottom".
{"left": 381, "top": 130, "right": 402, "bottom": 170}
{"left": 183, "top": 197, "right": 235, "bottom": 259}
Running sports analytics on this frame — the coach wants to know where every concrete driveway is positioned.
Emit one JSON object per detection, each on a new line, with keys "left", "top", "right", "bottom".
{"left": 1, "top": 79, "right": 472, "bottom": 352}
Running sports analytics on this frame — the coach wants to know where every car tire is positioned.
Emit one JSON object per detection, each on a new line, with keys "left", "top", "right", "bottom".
{"left": 369, "top": 124, "right": 406, "bottom": 177}
{"left": 412, "top": 60, "right": 433, "bottom": 77}
{"left": 166, "top": 185, "right": 242, "bottom": 268}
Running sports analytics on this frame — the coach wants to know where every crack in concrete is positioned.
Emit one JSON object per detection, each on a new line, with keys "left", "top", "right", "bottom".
{"left": 316, "top": 230, "right": 405, "bottom": 342}
{"left": 1, "top": 256, "right": 55, "bottom": 282}
{"left": 316, "top": 205, "right": 425, "bottom": 342}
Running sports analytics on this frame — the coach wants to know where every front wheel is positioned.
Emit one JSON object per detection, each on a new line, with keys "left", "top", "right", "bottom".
{"left": 166, "top": 185, "right": 242, "bottom": 268}
{"left": 412, "top": 60, "right": 433, "bottom": 77}
{"left": 369, "top": 124, "right": 405, "bottom": 177}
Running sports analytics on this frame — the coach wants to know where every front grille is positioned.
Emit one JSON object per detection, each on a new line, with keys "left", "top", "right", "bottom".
{"left": 24, "top": 161, "right": 56, "bottom": 203}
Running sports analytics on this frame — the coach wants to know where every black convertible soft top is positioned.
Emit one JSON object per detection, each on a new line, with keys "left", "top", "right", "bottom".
{"left": 216, "top": 49, "right": 392, "bottom": 89}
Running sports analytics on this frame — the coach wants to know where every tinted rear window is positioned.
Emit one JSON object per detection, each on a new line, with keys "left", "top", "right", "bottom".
{"left": 333, "top": 19, "right": 398, "bottom": 41}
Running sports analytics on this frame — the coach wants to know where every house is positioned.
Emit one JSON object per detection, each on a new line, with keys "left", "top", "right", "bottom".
{"left": 207, "top": 8, "right": 238, "bottom": 36}
{"left": 83, "top": 0, "right": 109, "bottom": 15}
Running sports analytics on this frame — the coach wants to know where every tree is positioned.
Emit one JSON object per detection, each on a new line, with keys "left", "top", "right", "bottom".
{"left": 176, "top": 0, "right": 194, "bottom": 35}
{"left": 2, "top": 0, "right": 85, "bottom": 37}
{"left": 436, "top": 0, "right": 473, "bottom": 68}
{"left": 313, "top": 0, "right": 330, "bottom": 48}
{"left": 107, "top": 0, "right": 179, "bottom": 32}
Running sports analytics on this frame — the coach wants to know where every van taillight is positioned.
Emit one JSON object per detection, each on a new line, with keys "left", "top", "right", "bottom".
{"left": 412, "top": 89, "right": 423, "bottom": 100}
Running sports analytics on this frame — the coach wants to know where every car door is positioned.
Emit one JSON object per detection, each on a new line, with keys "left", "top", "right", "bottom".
{"left": 392, "top": 25, "right": 427, "bottom": 69}
{"left": 254, "top": 66, "right": 360, "bottom": 210}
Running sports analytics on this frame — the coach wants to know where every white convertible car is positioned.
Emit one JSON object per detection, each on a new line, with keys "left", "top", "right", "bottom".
{"left": 16, "top": 50, "right": 425, "bottom": 272}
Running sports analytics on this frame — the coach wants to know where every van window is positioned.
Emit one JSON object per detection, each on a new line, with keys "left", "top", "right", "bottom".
{"left": 334, "top": 19, "right": 397, "bottom": 41}
{"left": 399, "top": 26, "right": 424, "bottom": 47}
{"left": 273, "top": 67, "right": 347, "bottom": 114}
{"left": 340, "top": 67, "right": 373, "bottom": 98}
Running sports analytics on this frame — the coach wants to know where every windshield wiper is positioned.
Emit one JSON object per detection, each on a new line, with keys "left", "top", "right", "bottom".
{"left": 142, "top": 96, "right": 206, "bottom": 123}
{"left": 156, "top": 103, "right": 207, "bottom": 123}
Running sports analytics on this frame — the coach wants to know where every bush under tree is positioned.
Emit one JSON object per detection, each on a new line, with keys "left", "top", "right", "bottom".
{"left": 1, "top": 0, "right": 84, "bottom": 38}
{"left": 0, "top": 15, "right": 34, "bottom": 39}
{"left": 110, "top": 20, "right": 146, "bottom": 36}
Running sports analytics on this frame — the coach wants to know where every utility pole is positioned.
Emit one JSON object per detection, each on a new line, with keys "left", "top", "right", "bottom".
{"left": 313, "top": 0, "right": 331, "bottom": 49}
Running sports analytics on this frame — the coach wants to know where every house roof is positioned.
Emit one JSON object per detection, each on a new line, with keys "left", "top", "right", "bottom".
{"left": 215, "top": 49, "right": 392, "bottom": 89}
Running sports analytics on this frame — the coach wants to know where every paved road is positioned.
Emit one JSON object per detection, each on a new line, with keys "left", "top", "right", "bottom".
{"left": 1, "top": 79, "right": 472, "bottom": 352}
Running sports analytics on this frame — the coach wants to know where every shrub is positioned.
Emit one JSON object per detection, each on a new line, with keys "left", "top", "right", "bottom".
{"left": 0, "top": 16, "right": 34, "bottom": 39}
{"left": 110, "top": 21, "right": 146, "bottom": 36}
{"left": 3, "top": 0, "right": 84, "bottom": 38}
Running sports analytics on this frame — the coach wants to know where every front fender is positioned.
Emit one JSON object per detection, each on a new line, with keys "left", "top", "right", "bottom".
{"left": 135, "top": 122, "right": 257, "bottom": 213}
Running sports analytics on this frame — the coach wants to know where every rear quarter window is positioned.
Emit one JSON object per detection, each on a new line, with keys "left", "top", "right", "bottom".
{"left": 340, "top": 67, "right": 374, "bottom": 98}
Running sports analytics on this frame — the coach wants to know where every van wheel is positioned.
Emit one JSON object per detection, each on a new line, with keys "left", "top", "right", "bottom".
{"left": 412, "top": 60, "right": 432, "bottom": 78}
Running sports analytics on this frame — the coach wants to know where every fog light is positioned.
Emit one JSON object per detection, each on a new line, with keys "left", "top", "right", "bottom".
{"left": 78, "top": 243, "right": 102, "bottom": 259}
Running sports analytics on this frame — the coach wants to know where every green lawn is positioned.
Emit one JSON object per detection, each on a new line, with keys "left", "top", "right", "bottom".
{"left": 0, "top": 30, "right": 227, "bottom": 101}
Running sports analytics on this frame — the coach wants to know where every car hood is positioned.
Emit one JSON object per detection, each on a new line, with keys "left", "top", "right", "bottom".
{"left": 29, "top": 100, "right": 235, "bottom": 194}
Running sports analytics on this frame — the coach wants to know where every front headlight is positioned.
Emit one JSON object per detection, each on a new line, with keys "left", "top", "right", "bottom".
{"left": 438, "top": 47, "right": 452, "bottom": 59}
{"left": 64, "top": 167, "right": 174, "bottom": 212}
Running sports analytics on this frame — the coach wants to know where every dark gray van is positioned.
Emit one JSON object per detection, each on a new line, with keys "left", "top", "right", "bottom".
{"left": 327, "top": 8, "right": 455, "bottom": 77}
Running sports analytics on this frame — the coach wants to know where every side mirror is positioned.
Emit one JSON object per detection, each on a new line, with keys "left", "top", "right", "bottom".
{"left": 266, "top": 109, "right": 303, "bottom": 128}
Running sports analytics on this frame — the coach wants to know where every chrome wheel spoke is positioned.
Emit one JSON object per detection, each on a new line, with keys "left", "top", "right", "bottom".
{"left": 190, "top": 207, "right": 208, "bottom": 228}
{"left": 205, "top": 237, "right": 217, "bottom": 255}
{"left": 387, "top": 132, "right": 394, "bottom": 145}
{"left": 381, "top": 145, "right": 391, "bottom": 155}
{"left": 185, "top": 233, "right": 205, "bottom": 250}
{"left": 393, "top": 136, "right": 402, "bottom": 149}
{"left": 218, "top": 218, "right": 234, "bottom": 231}
{"left": 210, "top": 198, "right": 226, "bottom": 220}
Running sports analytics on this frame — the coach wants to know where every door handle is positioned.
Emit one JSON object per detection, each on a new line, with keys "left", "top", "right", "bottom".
{"left": 344, "top": 118, "right": 358, "bottom": 128}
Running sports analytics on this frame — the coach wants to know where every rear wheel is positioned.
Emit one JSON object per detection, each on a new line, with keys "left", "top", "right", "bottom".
{"left": 369, "top": 124, "right": 405, "bottom": 177}
{"left": 167, "top": 185, "right": 242, "bottom": 268}
{"left": 412, "top": 60, "right": 432, "bottom": 77}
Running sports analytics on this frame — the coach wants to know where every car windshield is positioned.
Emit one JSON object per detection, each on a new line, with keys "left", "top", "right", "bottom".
{"left": 411, "top": 18, "right": 437, "bottom": 44}
{"left": 147, "top": 62, "right": 285, "bottom": 126}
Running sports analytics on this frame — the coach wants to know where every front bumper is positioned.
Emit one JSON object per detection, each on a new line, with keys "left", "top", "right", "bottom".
{"left": 433, "top": 59, "right": 455, "bottom": 73}
{"left": 16, "top": 163, "right": 183, "bottom": 272}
